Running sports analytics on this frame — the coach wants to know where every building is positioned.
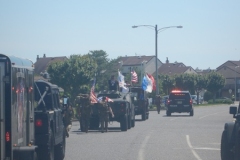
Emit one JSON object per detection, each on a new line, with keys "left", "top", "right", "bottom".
{"left": 34, "top": 54, "right": 67, "bottom": 78}
{"left": 156, "top": 58, "right": 197, "bottom": 76}
{"left": 216, "top": 60, "right": 240, "bottom": 100}
{"left": 119, "top": 55, "right": 163, "bottom": 78}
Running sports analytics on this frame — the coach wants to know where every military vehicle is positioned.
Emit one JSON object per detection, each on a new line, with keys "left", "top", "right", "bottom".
{"left": 0, "top": 54, "right": 37, "bottom": 160}
{"left": 34, "top": 80, "right": 66, "bottom": 160}
{"left": 130, "top": 87, "right": 149, "bottom": 121}
{"left": 221, "top": 101, "right": 240, "bottom": 160}
{"left": 95, "top": 90, "right": 135, "bottom": 131}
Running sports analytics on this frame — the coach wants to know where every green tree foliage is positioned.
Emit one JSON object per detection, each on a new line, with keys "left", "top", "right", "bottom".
{"left": 206, "top": 72, "right": 225, "bottom": 101}
{"left": 47, "top": 54, "right": 97, "bottom": 101}
{"left": 88, "top": 50, "right": 110, "bottom": 91}
{"left": 159, "top": 74, "right": 174, "bottom": 95}
{"left": 195, "top": 74, "right": 207, "bottom": 91}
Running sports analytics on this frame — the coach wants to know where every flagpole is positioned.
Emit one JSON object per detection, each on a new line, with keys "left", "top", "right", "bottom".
{"left": 130, "top": 67, "right": 132, "bottom": 87}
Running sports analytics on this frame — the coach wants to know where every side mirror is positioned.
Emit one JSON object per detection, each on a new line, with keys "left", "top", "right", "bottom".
{"left": 229, "top": 106, "right": 237, "bottom": 115}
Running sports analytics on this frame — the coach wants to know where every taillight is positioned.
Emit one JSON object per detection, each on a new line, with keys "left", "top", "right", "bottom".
{"left": 6, "top": 132, "right": 10, "bottom": 142}
{"left": 190, "top": 99, "right": 193, "bottom": 105}
{"left": 35, "top": 119, "right": 43, "bottom": 127}
{"left": 167, "top": 100, "right": 171, "bottom": 105}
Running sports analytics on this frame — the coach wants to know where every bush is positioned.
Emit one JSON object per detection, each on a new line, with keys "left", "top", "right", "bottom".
{"left": 204, "top": 91, "right": 213, "bottom": 101}
{"left": 208, "top": 99, "right": 233, "bottom": 104}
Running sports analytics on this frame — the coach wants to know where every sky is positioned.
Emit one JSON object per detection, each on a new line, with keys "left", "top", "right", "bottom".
{"left": 0, "top": 0, "right": 240, "bottom": 70}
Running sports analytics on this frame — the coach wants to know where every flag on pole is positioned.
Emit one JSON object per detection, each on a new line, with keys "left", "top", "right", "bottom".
{"left": 131, "top": 71, "right": 138, "bottom": 83}
{"left": 90, "top": 78, "right": 98, "bottom": 103}
{"left": 118, "top": 71, "right": 125, "bottom": 88}
{"left": 147, "top": 74, "right": 156, "bottom": 91}
{"left": 142, "top": 74, "right": 153, "bottom": 93}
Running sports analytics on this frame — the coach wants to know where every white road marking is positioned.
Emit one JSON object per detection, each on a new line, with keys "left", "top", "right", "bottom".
{"left": 138, "top": 134, "right": 150, "bottom": 160}
{"left": 194, "top": 147, "right": 220, "bottom": 151}
{"left": 186, "top": 135, "right": 202, "bottom": 160}
{"left": 199, "top": 111, "right": 226, "bottom": 119}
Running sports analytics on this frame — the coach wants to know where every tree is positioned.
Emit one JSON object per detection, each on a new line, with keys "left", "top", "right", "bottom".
{"left": 160, "top": 74, "right": 174, "bottom": 95}
{"left": 206, "top": 72, "right": 225, "bottom": 101}
{"left": 88, "top": 50, "right": 110, "bottom": 91}
{"left": 47, "top": 54, "right": 97, "bottom": 101}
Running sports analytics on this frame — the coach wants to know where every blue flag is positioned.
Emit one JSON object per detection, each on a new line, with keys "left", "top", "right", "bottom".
{"left": 142, "top": 76, "right": 148, "bottom": 91}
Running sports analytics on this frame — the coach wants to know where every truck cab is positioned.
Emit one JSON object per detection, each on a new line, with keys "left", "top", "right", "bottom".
{"left": 34, "top": 80, "right": 66, "bottom": 160}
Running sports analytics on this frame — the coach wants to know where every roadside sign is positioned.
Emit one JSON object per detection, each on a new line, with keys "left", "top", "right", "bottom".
{"left": 229, "top": 89, "right": 232, "bottom": 94}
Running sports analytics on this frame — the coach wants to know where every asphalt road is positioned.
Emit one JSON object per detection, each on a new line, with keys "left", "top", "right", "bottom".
{"left": 65, "top": 103, "right": 238, "bottom": 160}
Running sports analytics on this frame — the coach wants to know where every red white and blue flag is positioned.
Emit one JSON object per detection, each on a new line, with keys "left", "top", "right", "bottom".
{"left": 90, "top": 78, "right": 98, "bottom": 103}
{"left": 131, "top": 70, "right": 138, "bottom": 83}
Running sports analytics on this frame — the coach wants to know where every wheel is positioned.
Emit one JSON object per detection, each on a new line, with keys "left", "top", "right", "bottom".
{"left": 120, "top": 115, "right": 128, "bottom": 131}
{"left": 37, "top": 130, "right": 54, "bottom": 160}
{"left": 54, "top": 131, "right": 66, "bottom": 160}
{"left": 190, "top": 109, "right": 194, "bottom": 116}
{"left": 221, "top": 130, "right": 233, "bottom": 160}
{"left": 234, "top": 130, "right": 240, "bottom": 160}
{"left": 127, "top": 114, "right": 132, "bottom": 129}
{"left": 131, "top": 118, "right": 135, "bottom": 127}
{"left": 131, "top": 111, "right": 135, "bottom": 127}
{"left": 141, "top": 108, "right": 146, "bottom": 121}
{"left": 146, "top": 113, "right": 149, "bottom": 119}
{"left": 166, "top": 110, "right": 171, "bottom": 116}
{"left": 89, "top": 117, "right": 100, "bottom": 130}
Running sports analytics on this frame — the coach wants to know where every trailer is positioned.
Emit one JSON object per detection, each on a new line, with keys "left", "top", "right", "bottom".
{"left": 0, "top": 54, "right": 36, "bottom": 160}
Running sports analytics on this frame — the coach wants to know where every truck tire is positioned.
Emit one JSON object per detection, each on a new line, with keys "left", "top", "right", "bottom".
{"left": 37, "top": 130, "right": 54, "bottom": 160}
{"left": 142, "top": 109, "right": 146, "bottom": 121}
{"left": 131, "top": 110, "right": 135, "bottom": 127}
{"left": 54, "top": 131, "right": 66, "bottom": 160}
{"left": 234, "top": 131, "right": 240, "bottom": 160}
{"left": 128, "top": 114, "right": 132, "bottom": 129}
{"left": 166, "top": 110, "right": 171, "bottom": 116}
{"left": 221, "top": 130, "right": 233, "bottom": 160}
{"left": 89, "top": 117, "right": 100, "bottom": 130}
{"left": 190, "top": 110, "right": 194, "bottom": 116}
{"left": 120, "top": 115, "right": 128, "bottom": 131}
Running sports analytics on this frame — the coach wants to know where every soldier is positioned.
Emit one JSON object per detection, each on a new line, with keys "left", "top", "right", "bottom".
{"left": 79, "top": 94, "right": 92, "bottom": 133}
{"left": 98, "top": 96, "right": 114, "bottom": 133}
{"left": 155, "top": 95, "right": 162, "bottom": 114}
{"left": 62, "top": 98, "right": 73, "bottom": 137}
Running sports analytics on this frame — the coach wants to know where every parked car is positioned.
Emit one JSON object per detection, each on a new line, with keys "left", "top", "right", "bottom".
{"left": 191, "top": 95, "right": 203, "bottom": 104}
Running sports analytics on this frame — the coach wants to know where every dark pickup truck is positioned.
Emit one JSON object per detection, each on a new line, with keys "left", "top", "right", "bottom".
{"left": 34, "top": 80, "right": 66, "bottom": 160}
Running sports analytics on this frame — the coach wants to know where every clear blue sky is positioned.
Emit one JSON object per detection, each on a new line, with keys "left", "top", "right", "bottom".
{"left": 0, "top": 0, "right": 239, "bottom": 69}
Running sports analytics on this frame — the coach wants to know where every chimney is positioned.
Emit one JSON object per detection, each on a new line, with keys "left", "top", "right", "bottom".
{"left": 36, "top": 55, "right": 39, "bottom": 61}
{"left": 166, "top": 57, "right": 169, "bottom": 64}
{"left": 43, "top": 53, "right": 46, "bottom": 58}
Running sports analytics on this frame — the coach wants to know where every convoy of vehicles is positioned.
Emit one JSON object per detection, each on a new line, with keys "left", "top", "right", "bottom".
{"left": 166, "top": 90, "right": 194, "bottom": 116}
{"left": 0, "top": 54, "right": 65, "bottom": 160}
{"left": 221, "top": 102, "right": 240, "bottom": 160}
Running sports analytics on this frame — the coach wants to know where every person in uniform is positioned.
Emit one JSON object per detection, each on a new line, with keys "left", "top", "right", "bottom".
{"left": 108, "top": 75, "right": 119, "bottom": 91}
{"left": 98, "top": 96, "right": 114, "bottom": 133}
{"left": 78, "top": 94, "right": 92, "bottom": 133}
{"left": 62, "top": 100, "right": 73, "bottom": 137}
{"left": 155, "top": 95, "right": 162, "bottom": 114}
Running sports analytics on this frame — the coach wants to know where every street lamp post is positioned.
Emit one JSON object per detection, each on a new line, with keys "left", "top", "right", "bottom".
{"left": 132, "top": 24, "right": 182, "bottom": 96}
{"left": 235, "top": 66, "right": 240, "bottom": 101}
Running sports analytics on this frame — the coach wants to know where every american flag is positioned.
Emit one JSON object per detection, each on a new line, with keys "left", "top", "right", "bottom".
{"left": 90, "top": 78, "right": 98, "bottom": 103}
{"left": 131, "top": 70, "right": 138, "bottom": 83}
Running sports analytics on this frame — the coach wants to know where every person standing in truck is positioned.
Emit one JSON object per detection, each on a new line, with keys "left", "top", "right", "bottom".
{"left": 108, "top": 75, "right": 119, "bottom": 91}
